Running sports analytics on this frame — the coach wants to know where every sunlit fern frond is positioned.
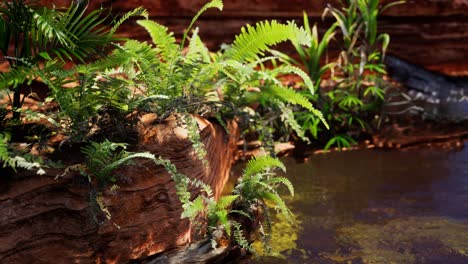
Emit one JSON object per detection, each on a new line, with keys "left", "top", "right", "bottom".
{"left": 244, "top": 155, "right": 286, "bottom": 177}
{"left": 225, "top": 20, "right": 311, "bottom": 63}
{"left": 136, "top": 19, "right": 179, "bottom": 61}
{"left": 263, "top": 85, "right": 329, "bottom": 129}
{"left": 186, "top": 27, "right": 211, "bottom": 63}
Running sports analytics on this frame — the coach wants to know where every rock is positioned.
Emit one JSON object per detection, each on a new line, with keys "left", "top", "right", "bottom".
{"left": 25, "top": 0, "right": 467, "bottom": 74}
{"left": 385, "top": 55, "right": 468, "bottom": 122}
{"left": 0, "top": 116, "right": 239, "bottom": 263}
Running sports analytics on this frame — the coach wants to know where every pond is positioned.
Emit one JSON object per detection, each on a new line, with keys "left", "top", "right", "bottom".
{"left": 242, "top": 145, "right": 468, "bottom": 263}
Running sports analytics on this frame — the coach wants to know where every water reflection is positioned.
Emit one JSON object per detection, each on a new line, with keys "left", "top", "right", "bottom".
{"left": 245, "top": 145, "right": 468, "bottom": 263}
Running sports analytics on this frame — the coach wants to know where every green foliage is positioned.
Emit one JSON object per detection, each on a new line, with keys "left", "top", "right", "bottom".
{"left": 243, "top": 155, "right": 286, "bottom": 177}
{"left": 0, "top": 132, "right": 45, "bottom": 174}
{"left": 277, "top": 0, "right": 402, "bottom": 149}
{"left": 1, "top": 1, "right": 306, "bottom": 254}
{"left": 225, "top": 20, "right": 311, "bottom": 63}
{"left": 235, "top": 156, "right": 294, "bottom": 251}
{"left": 81, "top": 140, "right": 155, "bottom": 183}
{"left": 0, "top": 0, "right": 146, "bottom": 120}
{"left": 181, "top": 0, "right": 223, "bottom": 48}
{"left": 182, "top": 114, "right": 208, "bottom": 166}
{"left": 136, "top": 19, "right": 178, "bottom": 61}
{"left": 324, "top": 134, "right": 357, "bottom": 150}
{"left": 158, "top": 153, "right": 294, "bottom": 253}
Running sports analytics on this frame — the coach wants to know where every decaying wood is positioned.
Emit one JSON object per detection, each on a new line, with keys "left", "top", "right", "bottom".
{"left": 0, "top": 116, "right": 239, "bottom": 264}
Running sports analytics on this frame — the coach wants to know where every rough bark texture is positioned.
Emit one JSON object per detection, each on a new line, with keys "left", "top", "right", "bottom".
{"left": 30, "top": 0, "right": 468, "bottom": 75}
{"left": 0, "top": 116, "right": 239, "bottom": 264}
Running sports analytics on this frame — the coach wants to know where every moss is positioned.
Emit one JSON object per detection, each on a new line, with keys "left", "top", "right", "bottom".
{"left": 336, "top": 216, "right": 468, "bottom": 263}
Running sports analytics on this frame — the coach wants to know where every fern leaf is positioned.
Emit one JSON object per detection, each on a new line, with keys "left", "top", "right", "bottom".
{"left": 136, "top": 19, "right": 178, "bottom": 61}
{"left": 269, "top": 65, "right": 314, "bottom": 94}
{"left": 216, "top": 209, "right": 231, "bottom": 235}
{"left": 0, "top": 66, "right": 33, "bottom": 90}
{"left": 278, "top": 102, "right": 310, "bottom": 144}
{"left": 226, "top": 20, "right": 311, "bottom": 63}
{"left": 219, "top": 60, "right": 254, "bottom": 84}
{"left": 8, "top": 156, "right": 45, "bottom": 175}
{"left": 182, "top": 0, "right": 223, "bottom": 47}
{"left": 101, "top": 152, "right": 156, "bottom": 176}
{"left": 217, "top": 195, "right": 239, "bottom": 209}
{"left": 109, "top": 7, "right": 148, "bottom": 37}
{"left": 262, "top": 191, "right": 292, "bottom": 219}
{"left": 265, "top": 86, "right": 329, "bottom": 129}
{"left": 230, "top": 210, "right": 252, "bottom": 219}
{"left": 183, "top": 114, "right": 208, "bottom": 166}
{"left": 186, "top": 27, "right": 211, "bottom": 63}
{"left": 232, "top": 222, "right": 252, "bottom": 251}
{"left": 244, "top": 156, "right": 285, "bottom": 177}
{"left": 181, "top": 195, "right": 205, "bottom": 220}
{"left": 267, "top": 176, "right": 294, "bottom": 196}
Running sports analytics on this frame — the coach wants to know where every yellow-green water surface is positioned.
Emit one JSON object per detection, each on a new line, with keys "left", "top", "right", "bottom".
{"left": 245, "top": 145, "right": 468, "bottom": 263}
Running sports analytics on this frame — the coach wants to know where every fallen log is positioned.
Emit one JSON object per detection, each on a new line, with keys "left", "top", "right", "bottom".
{"left": 0, "top": 116, "right": 239, "bottom": 264}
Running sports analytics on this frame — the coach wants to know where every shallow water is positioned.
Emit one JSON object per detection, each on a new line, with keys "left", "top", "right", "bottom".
{"left": 243, "top": 145, "right": 468, "bottom": 263}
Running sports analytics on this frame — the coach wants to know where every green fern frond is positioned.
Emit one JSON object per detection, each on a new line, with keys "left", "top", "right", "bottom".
{"left": 189, "top": 177, "right": 214, "bottom": 198}
{"left": 0, "top": 133, "right": 11, "bottom": 166}
{"left": 232, "top": 222, "right": 253, "bottom": 251}
{"left": 266, "top": 176, "right": 294, "bottom": 196}
{"left": 8, "top": 156, "right": 45, "bottom": 175}
{"left": 261, "top": 191, "right": 292, "bottom": 219}
{"left": 100, "top": 152, "right": 156, "bottom": 176}
{"left": 263, "top": 86, "right": 309, "bottom": 110}
{"left": 181, "top": 0, "right": 224, "bottom": 47}
{"left": 215, "top": 209, "right": 231, "bottom": 234}
{"left": 81, "top": 140, "right": 156, "bottom": 183}
{"left": 183, "top": 114, "right": 208, "bottom": 166}
{"left": 244, "top": 156, "right": 285, "bottom": 177}
{"left": 136, "top": 19, "right": 179, "bottom": 61}
{"left": 217, "top": 195, "right": 239, "bottom": 209}
{"left": 186, "top": 27, "right": 211, "bottom": 63}
{"left": 109, "top": 7, "right": 148, "bottom": 37}
{"left": 225, "top": 20, "right": 311, "bottom": 63}
{"left": 269, "top": 65, "right": 314, "bottom": 94}
{"left": 219, "top": 59, "right": 255, "bottom": 84}
{"left": 264, "top": 86, "right": 329, "bottom": 129}
{"left": 181, "top": 195, "right": 205, "bottom": 220}
{"left": 278, "top": 102, "right": 310, "bottom": 144}
{"left": 230, "top": 209, "right": 252, "bottom": 219}
{"left": 0, "top": 65, "right": 35, "bottom": 90}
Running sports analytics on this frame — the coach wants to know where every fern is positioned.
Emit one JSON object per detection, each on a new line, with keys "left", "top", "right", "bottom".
{"left": 232, "top": 221, "right": 252, "bottom": 251}
{"left": 186, "top": 27, "right": 211, "bottom": 63}
{"left": 266, "top": 176, "right": 294, "bottom": 196}
{"left": 243, "top": 155, "right": 286, "bottom": 177}
{"left": 182, "top": 114, "right": 209, "bottom": 167}
{"left": 181, "top": 195, "right": 205, "bottom": 220}
{"left": 268, "top": 65, "right": 314, "bottom": 94}
{"left": 154, "top": 158, "right": 192, "bottom": 204}
{"left": 278, "top": 102, "right": 310, "bottom": 144}
{"left": 81, "top": 140, "right": 155, "bottom": 183}
{"left": 136, "top": 19, "right": 179, "bottom": 61}
{"left": 0, "top": 64, "right": 35, "bottom": 90}
{"left": 181, "top": 0, "right": 224, "bottom": 47}
{"left": 225, "top": 20, "right": 311, "bottom": 63}
{"left": 263, "top": 86, "right": 329, "bottom": 129}
{"left": 0, "top": 134, "right": 9, "bottom": 163}
{"left": 108, "top": 7, "right": 148, "bottom": 37}
{"left": 100, "top": 152, "right": 156, "bottom": 178}
{"left": 0, "top": 132, "right": 45, "bottom": 174}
